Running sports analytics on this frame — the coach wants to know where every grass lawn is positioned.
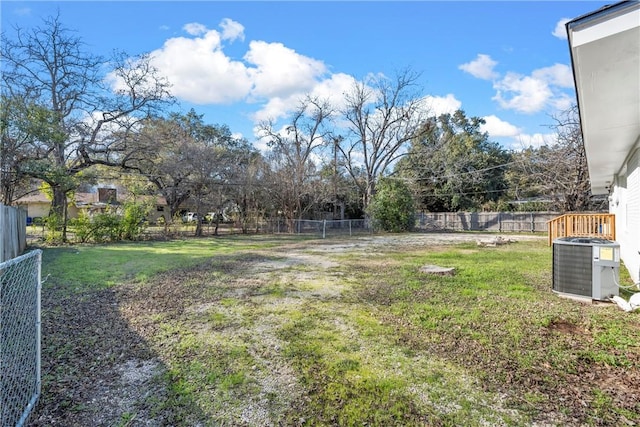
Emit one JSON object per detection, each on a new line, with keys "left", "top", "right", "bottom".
{"left": 30, "top": 233, "right": 639, "bottom": 426}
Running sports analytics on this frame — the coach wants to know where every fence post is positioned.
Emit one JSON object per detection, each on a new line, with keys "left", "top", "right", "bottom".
{"left": 531, "top": 212, "right": 535, "bottom": 233}
{"left": 323, "top": 220, "right": 326, "bottom": 239}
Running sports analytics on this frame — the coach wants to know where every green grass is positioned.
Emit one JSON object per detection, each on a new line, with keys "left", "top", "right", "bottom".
{"left": 38, "top": 234, "right": 640, "bottom": 426}
{"left": 40, "top": 236, "right": 300, "bottom": 292}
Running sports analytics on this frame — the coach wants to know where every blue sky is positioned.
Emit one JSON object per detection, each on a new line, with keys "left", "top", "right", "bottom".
{"left": 1, "top": 1, "right": 612, "bottom": 151}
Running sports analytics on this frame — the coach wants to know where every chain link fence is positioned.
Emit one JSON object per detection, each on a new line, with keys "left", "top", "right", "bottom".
{"left": 262, "top": 219, "right": 371, "bottom": 238}
{"left": 1, "top": 249, "right": 42, "bottom": 427}
{"left": 264, "top": 214, "right": 555, "bottom": 237}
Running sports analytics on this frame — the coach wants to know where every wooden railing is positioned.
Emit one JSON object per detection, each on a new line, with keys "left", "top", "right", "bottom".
{"left": 547, "top": 213, "right": 615, "bottom": 245}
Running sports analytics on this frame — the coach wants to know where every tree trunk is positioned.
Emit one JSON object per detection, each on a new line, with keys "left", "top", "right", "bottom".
{"left": 50, "top": 187, "right": 65, "bottom": 217}
{"left": 363, "top": 180, "right": 375, "bottom": 219}
{"left": 50, "top": 186, "right": 68, "bottom": 242}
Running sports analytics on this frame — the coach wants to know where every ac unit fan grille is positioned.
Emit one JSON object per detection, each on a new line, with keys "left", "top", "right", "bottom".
{"left": 553, "top": 244, "right": 592, "bottom": 297}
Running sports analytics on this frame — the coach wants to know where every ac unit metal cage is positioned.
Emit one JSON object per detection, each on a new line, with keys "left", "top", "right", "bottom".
{"left": 552, "top": 237, "right": 620, "bottom": 301}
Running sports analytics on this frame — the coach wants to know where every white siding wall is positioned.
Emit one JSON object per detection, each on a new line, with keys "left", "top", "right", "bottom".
{"left": 612, "top": 149, "right": 640, "bottom": 283}
{"left": 23, "top": 202, "right": 49, "bottom": 219}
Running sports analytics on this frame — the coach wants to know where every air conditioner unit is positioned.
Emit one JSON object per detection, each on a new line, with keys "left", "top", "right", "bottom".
{"left": 552, "top": 237, "right": 620, "bottom": 301}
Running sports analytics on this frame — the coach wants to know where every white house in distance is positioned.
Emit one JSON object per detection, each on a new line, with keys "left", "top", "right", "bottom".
{"left": 566, "top": 0, "right": 640, "bottom": 283}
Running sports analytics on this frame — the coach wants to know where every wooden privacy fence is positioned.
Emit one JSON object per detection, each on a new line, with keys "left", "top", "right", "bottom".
{"left": 547, "top": 213, "right": 615, "bottom": 245}
{"left": 416, "top": 212, "right": 560, "bottom": 233}
{"left": 0, "top": 203, "right": 28, "bottom": 262}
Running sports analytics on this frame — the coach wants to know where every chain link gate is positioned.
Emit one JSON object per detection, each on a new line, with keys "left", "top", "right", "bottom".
{"left": 1, "top": 250, "right": 42, "bottom": 427}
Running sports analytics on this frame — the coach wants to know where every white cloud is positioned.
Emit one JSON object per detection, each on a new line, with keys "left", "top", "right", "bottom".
{"left": 423, "top": 94, "right": 462, "bottom": 117}
{"left": 149, "top": 27, "right": 253, "bottom": 104}
{"left": 244, "top": 40, "right": 327, "bottom": 99}
{"left": 460, "top": 51, "right": 575, "bottom": 116}
{"left": 106, "top": 55, "right": 176, "bottom": 100}
{"left": 492, "top": 72, "right": 553, "bottom": 114}
{"left": 551, "top": 92, "right": 574, "bottom": 111}
{"left": 511, "top": 132, "right": 556, "bottom": 150}
{"left": 14, "top": 7, "right": 31, "bottom": 16}
{"left": 492, "top": 63, "right": 575, "bottom": 114}
{"left": 220, "top": 18, "right": 245, "bottom": 42}
{"left": 251, "top": 96, "right": 294, "bottom": 124}
{"left": 309, "top": 73, "right": 358, "bottom": 109}
{"left": 183, "top": 23, "right": 208, "bottom": 36}
{"left": 249, "top": 73, "right": 355, "bottom": 125}
{"left": 459, "top": 54, "right": 498, "bottom": 80}
{"left": 553, "top": 18, "right": 570, "bottom": 40}
{"left": 532, "top": 63, "right": 573, "bottom": 88}
{"left": 146, "top": 19, "right": 346, "bottom": 134}
{"left": 252, "top": 124, "right": 271, "bottom": 152}
{"left": 481, "top": 115, "right": 521, "bottom": 138}
{"left": 150, "top": 21, "right": 329, "bottom": 105}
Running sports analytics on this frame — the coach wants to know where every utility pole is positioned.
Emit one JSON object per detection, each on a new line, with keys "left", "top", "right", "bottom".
{"left": 333, "top": 136, "right": 343, "bottom": 219}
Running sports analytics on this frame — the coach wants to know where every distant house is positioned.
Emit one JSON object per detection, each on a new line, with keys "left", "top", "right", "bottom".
{"left": 15, "top": 188, "right": 170, "bottom": 224}
{"left": 15, "top": 189, "right": 120, "bottom": 222}
{"left": 566, "top": 0, "right": 640, "bottom": 282}
{"left": 14, "top": 192, "right": 53, "bottom": 221}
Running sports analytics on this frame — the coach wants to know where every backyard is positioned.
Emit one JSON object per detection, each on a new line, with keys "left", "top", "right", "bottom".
{"left": 27, "top": 233, "right": 639, "bottom": 426}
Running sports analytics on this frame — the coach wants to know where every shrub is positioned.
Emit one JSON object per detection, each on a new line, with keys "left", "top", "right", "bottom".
{"left": 44, "top": 212, "right": 64, "bottom": 244}
{"left": 120, "top": 201, "right": 148, "bottom": 240}
{"left": 367, "top": 178, "right": 415, "bottom": 232}
{"left": 91, "top": 210, "right": 122, "bottom": 243}
{"left": 66, "top": 202, "right": 150, "bottom": 243}
{"left": 69, "top": 212, "right": 92, "bottom": 243}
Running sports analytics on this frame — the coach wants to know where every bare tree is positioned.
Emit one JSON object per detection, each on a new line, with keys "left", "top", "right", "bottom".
{"left": 507, "top": 105, "right": 598, "bottom": 212}
{"left": 223, "top": 150, "right": 266, "bottom": 234}
{"left": 258, "top": 96, "right": 334, "bottom": 228}
{"left": 0, "top": 95, "right": 36, "bottom": 204}
{"left": 128, "top": 111, "right": 255, "bottom": 236}
{"left": 129, "top": 116, "right": 195, "bottom": 221}
{"left": 338, "top": 69, "right": 429, "bottom": 211}
{"left": 183, "top": 143, "right": 227, "bottom": 237}
{"left": 1, "top": 14, "right": 172, "bottom": 238}
{"left": 552, "top": 105, "right": 595, "bottom": 211}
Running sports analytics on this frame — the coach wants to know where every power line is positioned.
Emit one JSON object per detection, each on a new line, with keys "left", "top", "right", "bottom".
{"left": 392, "top": 160, "right": 520, "bottom": 182}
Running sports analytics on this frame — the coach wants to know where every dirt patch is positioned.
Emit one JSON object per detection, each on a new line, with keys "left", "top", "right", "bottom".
{"left": 250, "top": 253, "right": 339, "bottom": 271}
{"left": 84, "top": 359, "right": 164, "bottom": 426}
{"left": 30, "top": 287, "right": 173, "bottom": 426}
{"left": 547, "top": 319, "right": 586, "bottom": 335}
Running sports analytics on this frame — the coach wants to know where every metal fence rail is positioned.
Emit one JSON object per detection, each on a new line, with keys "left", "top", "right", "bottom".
{"left": 262, "top": 213, "right": 561, "bottom": 237}
{"left": 294, "top": 219, "right": 370, "bottom": 238}
{"left": 262, "top": 219, "right": 371, "bottom": 237}
{"left": 1, "top": 249, "right": 42, "bottom": 427}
